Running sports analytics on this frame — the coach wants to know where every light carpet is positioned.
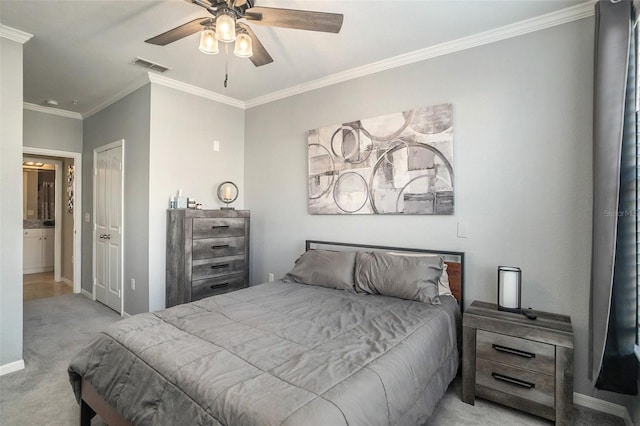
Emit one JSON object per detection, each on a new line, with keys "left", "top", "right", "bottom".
{"left": 0, "top": 294, "right": 626, "bottom": 425}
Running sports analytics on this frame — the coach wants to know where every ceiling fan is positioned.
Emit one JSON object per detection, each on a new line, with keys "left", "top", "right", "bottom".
{"left": 145, "top": 0, "right": 344, "bottom": 68}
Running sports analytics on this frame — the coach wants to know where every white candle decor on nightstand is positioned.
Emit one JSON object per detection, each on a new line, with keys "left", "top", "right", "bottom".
{"left": 497, "top": 266, "right": 521, "bottom": 313}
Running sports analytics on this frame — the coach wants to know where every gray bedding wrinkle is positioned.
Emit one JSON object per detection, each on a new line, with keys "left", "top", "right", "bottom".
{"left": 69, "top": 281, "right": 460, "bottom": 426}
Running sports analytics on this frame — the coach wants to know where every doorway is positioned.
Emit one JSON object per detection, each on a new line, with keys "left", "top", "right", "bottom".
{"left": 22, "top": 147, "right": 82, "bottom": 296}
{"left": 22, "top": 157, "right": 60, "bottom": 279}
{"left": 93, "top": 140, "right": 124, "bottom": 314}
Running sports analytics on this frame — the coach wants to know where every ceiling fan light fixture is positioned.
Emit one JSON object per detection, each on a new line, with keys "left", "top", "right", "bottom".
{"left": 198, "top": 27, "right": 219, "bottom": 54}
{"left": 234, "top": 32, "right": 253, "bottom": 58}
{"left": 215, "top": 9, "right": 236, "bottom": 43}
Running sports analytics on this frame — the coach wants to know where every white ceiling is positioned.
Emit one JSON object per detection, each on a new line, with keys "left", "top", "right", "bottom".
{"left": 0, "top": 0, "right": 589, "bottom": 116}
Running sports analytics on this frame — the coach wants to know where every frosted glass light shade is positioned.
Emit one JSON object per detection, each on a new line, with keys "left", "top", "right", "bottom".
{"left": 497, "top": 266, "right": 521, "bottom": 312}
{"left": 216, "top": 11, "right": 236, "bottom": 43}
{"left": 234, "top": 33, "right": 253, "bottom": 58}
{"left": 198, "top": 28, "right": 218, "bottom": 54}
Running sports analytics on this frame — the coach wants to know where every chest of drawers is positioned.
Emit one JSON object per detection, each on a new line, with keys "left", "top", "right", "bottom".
{"left": 166, "top": 209, "right": 250, "bottom": 307}
{"left": 462, "top": 301, "right": 573, "bottom": 424}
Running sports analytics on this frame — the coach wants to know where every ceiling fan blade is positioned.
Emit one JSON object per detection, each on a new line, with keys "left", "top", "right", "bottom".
{"left": 238, "top": 23, "right": 273, "bottom": 67}
{"left": 245, "top": 6, "right": 343, "bottom": 33}
{"left": 145, "top": 17, "right": 211, "bottom": 46}
{"left": 183, "top": 0, "right": 213, "bottom": 9}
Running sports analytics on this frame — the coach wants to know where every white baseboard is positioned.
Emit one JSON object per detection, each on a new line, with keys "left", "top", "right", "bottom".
{"left": 0, "top": 360, "right": 25, "bottom": 376}
{"left": 625, "top": 410, "right": 634, "bottom": 426}
{"left": 23, "top": 266, "right": 53, "bottom": 274}
{"left": 81, "top": 289, "right": 93, "bottom": 299}
{"left": 574, "top": 392, "right": 633, "bottom": 426}
{"left": 61, "top": 278, "right": 73, "bottom": 287}
{"left": 122, "top": 311, "right": 132, "bottom": 318}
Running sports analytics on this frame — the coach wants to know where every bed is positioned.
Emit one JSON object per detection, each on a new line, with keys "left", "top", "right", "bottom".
{"left": 69, "top": 240, "right": 465, "bottom": 426}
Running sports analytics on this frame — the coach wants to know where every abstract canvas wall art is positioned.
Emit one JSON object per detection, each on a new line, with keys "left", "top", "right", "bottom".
{"left": 308, "top": 103, "right": 454, "bottom": 215}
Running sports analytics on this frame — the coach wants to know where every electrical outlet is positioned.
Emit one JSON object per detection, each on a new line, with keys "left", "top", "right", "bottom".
{"left": 213, "top": 140, "right": 220, "bottom": 152}
{"left": 84, "top": 213, "right": 90, "bottom": 223}
{"left": 130, "top": 278, "right": 135, "bottom": 291}
{"left": 268, "top": 273, "right": 274, "bottom": 282}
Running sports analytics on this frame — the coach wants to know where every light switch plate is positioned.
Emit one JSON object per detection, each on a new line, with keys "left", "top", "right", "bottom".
{"left": 457, "top": 222, "right": 469, "bottom": 238}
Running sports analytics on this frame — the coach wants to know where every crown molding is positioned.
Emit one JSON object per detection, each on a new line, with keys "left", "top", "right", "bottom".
{"left": 82, "top": 76, "right": 150, "bottom": 119}
{"left": 0, "top": 24, "right": 33, "bottom": 44}
{"left": 245, "top": 1, "right": 595, "bottom": 108}
{"left": 83, "top": 72, "right": 244, "bottom": 118}
{"left": 23, "top": 102, "right": 83, "bottom": 120}
{"left": 147, "top": 73, "right": 245, "bottom": 109}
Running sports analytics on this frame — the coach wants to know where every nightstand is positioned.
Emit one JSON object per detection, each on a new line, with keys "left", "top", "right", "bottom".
{"left": 462, "top": 301, "right": 573, "bottom": 425}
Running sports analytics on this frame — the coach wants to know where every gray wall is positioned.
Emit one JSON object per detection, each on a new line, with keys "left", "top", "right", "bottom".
{"left": 147, "top": 84, "right": 245, "bottom": 311}
{"left": 23, "top": 109, "right": 82, "bottom": 152}
{"left": 0, "top": 37, "right": 25, "bottom": 367}
{"left": 82, "top": 84, "right": 151, "bottom": 315}
{"left": 245, "top": 18, "right": 599, "bottom": 396}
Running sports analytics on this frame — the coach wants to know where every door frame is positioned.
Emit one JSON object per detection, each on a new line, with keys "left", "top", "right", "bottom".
{"left": 22, "top": 147, "right": 81, "bottom": 294}
{"left": 92, "top": 139, "right": 125, "bottom": 315}
{"left": 22, "top": 156, "right": 61, "bottom": 278}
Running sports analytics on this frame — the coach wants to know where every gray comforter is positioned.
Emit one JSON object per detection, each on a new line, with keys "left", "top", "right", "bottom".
{"left": 69, "top": 281, "right": 460, "bottom": 425}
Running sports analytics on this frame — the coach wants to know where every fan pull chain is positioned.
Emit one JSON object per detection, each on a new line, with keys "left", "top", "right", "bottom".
{"left": 224, "top": 43, "right": 229, "bottom": 88}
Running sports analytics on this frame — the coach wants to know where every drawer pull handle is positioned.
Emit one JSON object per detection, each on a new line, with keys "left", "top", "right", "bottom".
{"left": 492, "top": 344, "right": 535, "bottom": 359}
{"left": 491, "top": 372, "right": 535, "bottom": 389}
{"left": 210, "top": 283, "right": 229, "bottom": 289}
{"left": 211, "top": 225, "right": 230, "bottom": 229}
{"left": 210, "top": 264, "right": 230, "bottom": 270}
{"left": 211, "top": 245, "right": 230, "bottom": 249}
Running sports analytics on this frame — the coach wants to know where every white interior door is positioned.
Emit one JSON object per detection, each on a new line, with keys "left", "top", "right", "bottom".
{"left": 94, "top": 142, "right": 123, "bottom": 314}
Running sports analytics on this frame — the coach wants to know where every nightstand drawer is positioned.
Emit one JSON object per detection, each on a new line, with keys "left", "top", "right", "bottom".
{"left": 477, "top": 330, "right": 555, "bottom": 375}
{"left": 192, "top": 236, "right": 245, "bottom": 260}
{"left": 191, "top": 274, "right": 246, "bottom": 300}
{"left": 192, "top": 256, "right": 245, "bottom": 280}
{"left": 476, "top": 358, "right": 555, "bottom": 408}
{"left": 192, "top": 218, "right": 246, "bottom": 239}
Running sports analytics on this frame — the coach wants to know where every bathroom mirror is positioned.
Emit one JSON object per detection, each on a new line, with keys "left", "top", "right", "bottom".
{"left": 23, "top": 166, "right": 55, "bottom": 221}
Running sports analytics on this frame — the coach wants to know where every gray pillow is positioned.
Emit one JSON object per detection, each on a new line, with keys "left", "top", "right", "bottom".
{"left": 283, "top": 249, "right": 356, "bottom": 290}
{"left": 354, "top": 251, "right": 443, "bottom": 304}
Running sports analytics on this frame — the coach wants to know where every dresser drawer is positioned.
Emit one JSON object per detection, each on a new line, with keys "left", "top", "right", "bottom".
{"left": 24, "top": 229, "right": 43, "bottom": 237}
{"left": 477, "top": 330, "right": 555, "bottom": 375}
{"left": 192, "top": 218, "right": 245, "bottom": 239}
{"left": 192, "top": 236, "right": 245, "bottom": 260}
{"left": 192, "top": 256, "right": 245, "bottom": 281}
{"left": 476, "top": 358, "right": 555, "bottom": 408}
{"left": 191, "top": 274, "right": 246, "bottom": 300}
